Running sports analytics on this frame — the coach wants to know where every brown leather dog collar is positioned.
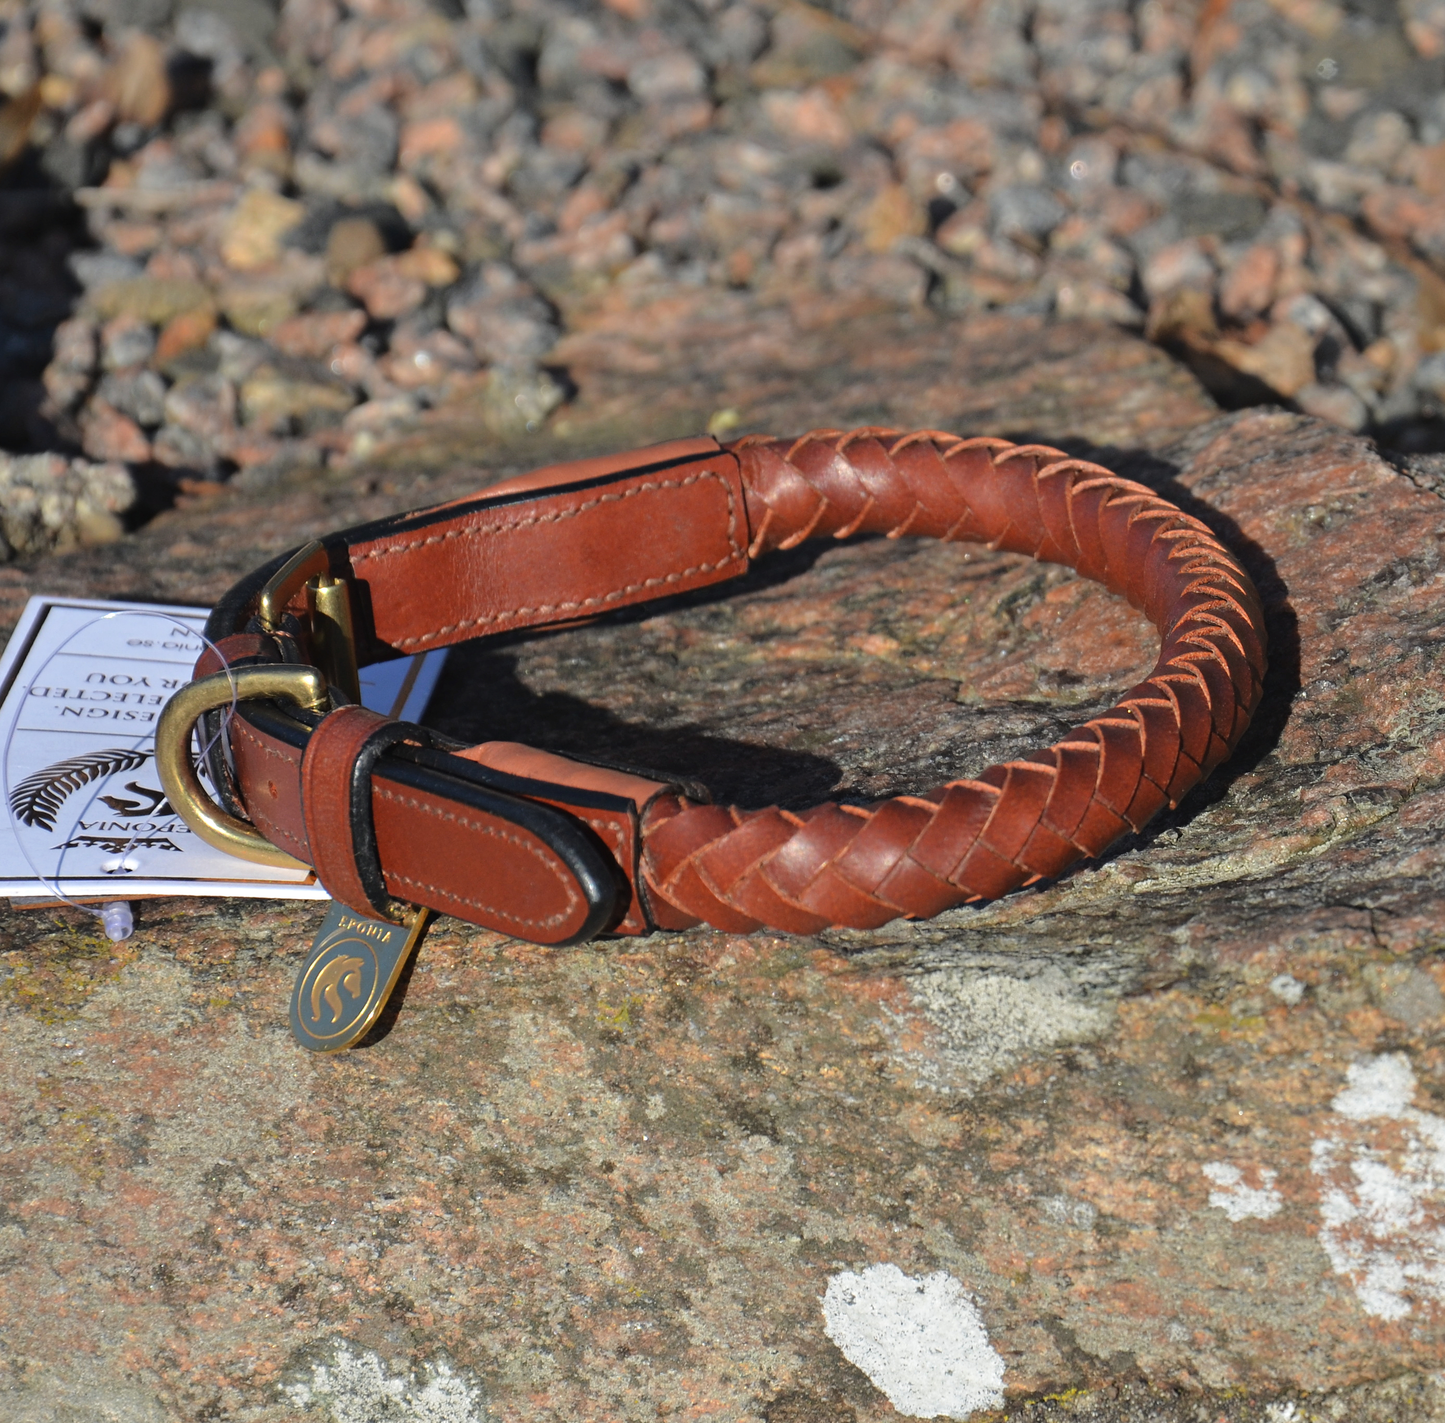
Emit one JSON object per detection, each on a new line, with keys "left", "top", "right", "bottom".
{"left": 173, "top": 428, "right": 1267, "bottom": 943}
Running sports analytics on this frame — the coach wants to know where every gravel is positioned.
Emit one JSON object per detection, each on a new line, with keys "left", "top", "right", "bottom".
{"left": 1, "top": 0, "right": 1444, "bottom": 556}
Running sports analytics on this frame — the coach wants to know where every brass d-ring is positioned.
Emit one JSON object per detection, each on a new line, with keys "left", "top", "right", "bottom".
{"left": 156, "top": 665, "right": 329, "bottom": 870}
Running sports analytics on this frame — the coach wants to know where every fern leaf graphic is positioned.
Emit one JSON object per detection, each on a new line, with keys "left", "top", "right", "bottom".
{"left": 9, "top": 748, "right": 151, "bottom": 831}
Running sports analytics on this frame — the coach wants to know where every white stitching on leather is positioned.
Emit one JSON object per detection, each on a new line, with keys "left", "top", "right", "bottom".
{"left": 350, "top": 469, "right": 745, "bottom": 648}
{"left": 232, "top": 720, "right": 307, "bottom": 854}
{"left": 373, "top": 785, "right": 580, "bottom": 930}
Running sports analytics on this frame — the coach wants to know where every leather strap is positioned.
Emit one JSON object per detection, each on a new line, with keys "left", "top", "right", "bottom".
{"left": 199, "top": 429, "right": 1267, "bottom": 939}
{"left": 194, "top": 633, "right": 275, "bottom": 678}
{"left": 337, "top": 437, "right": 747, "bottom": 654}
{"left": 301, "top": 705, "right": 436, "bottom": 918}
{"left": 231, "top": 701, "right": 623, "bottom": 944}
{"left": 454, "top": 742, "right": 674, "bottom": 936}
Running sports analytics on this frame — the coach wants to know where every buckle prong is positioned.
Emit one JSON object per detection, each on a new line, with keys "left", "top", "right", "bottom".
{"left": 156, "top": 665, "right": 329, "bottom": 870}
{"left": 257, "top": 539, "right": 362, "bottom": 705}
{"left": 307, "top": 574, "right": 362, "bottom": 704}
{"left": 257, "top": 540, "right": 329, "bottom": 632}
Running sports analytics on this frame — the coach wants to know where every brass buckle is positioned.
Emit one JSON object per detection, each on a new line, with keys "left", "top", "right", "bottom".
{"left": 156, "top": 665, "right": 329, "bottom": 870}
{"left": 257, "top": 540, "right": 328, "bottom": 630}
{"left": 257, "top": 540, "right": 361, "bottom": 703}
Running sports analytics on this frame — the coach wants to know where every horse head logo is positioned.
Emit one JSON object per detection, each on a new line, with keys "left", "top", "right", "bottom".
{"left": 309, "top": 953, "right": 366, "bottom": 1025}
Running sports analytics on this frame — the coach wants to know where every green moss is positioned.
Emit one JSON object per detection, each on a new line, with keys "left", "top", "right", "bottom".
{"left": 0, "top": 916, "right": 138, "bottom": 1022}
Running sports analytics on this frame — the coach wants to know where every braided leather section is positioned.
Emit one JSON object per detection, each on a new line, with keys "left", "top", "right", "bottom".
{"left": 639, "top": 428, "right": 1268, "bottom": 934}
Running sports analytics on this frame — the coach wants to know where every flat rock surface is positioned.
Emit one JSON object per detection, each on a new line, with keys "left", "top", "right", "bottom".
{"left": 2, "top": 314, "right": 1445, "bottom": 1423}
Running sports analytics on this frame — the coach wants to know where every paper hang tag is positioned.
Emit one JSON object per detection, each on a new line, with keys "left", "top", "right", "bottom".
{"left": 0, "top": 595, "right": 449, "bottom": 903}
{"left": 290, "top": 902, "right": 433, "bottom": 1052}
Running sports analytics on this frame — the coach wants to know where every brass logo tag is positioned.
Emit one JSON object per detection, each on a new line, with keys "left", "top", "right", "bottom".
{"left": 290, "top": 902, "right": 432, "bottom": 1052}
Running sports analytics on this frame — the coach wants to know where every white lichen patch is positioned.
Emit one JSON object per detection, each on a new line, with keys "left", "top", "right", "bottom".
{"left": 1202, "top": 1161, "right": 1283, "bottom": 1221}
{"left": 1041, "top": 1194, "right": 1098, "bottom": 1229}
{"left": 283, "top": 1342, "right": 486, "bottom": 1423}
{"left": 1310, "top": 1053, "right": 1445, "bottom": 1320}
{"left": 898, "top": 968, "right": 1112, "bottom": 1088}
{"left": 1268, "top": 973, "right": 1306, "bottom": 1006}
{"left": 821, "top": 1263, "right": 1005, "bottom": 1419}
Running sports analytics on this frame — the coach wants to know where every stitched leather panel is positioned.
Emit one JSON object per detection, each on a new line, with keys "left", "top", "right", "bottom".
{"left": 344, "top": 447, "right": 749, "bottom": 653}
{"left": 637, "top": 429, "right": 1268, "bottom": 932}
{"left": 230, "top": 715, "right": 313, "bottom": 864}
{"left": 371, "top": 776, "right": 593, "bottom": 940}
{"left": 455, "top": 742, "right": 671, "bottom": 934}
{"left": 231, "top": 710, "right": 604, "bottom": 943}
{"left": 301, "top": 705, "right": 391, "bottom": 918}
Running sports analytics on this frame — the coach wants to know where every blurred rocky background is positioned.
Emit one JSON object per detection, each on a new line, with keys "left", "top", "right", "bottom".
{"left": 4, "top": 0, "right": 1445, "bottom": 554}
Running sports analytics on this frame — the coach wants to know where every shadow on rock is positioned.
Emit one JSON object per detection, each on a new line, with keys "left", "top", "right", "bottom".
{"left": 424, "top": 646, "right": 843, "bottom": 815}
{"left": 0, "top": 155, "right": 83, "bottom": 454}
{"left": 420, "top": 536, "right": 846, "bottom": 811}
{"left": 353, "top": 941, "right": 421, "bottom": 1050}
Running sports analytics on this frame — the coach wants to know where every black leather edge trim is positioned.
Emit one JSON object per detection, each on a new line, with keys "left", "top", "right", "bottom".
{"left": 237, "top": 702, "right": 321, "bottom": 749}
{"left": 371, "top": 759, "right": 620, "bottom": 946}
{"left": 203, "top": 547, "right": 294, "bottom": 645}
{"left": 239, "top": 704, "right": 618, "bottom": 946}
{"left": 395, "top": 744, "right": 641, "bottom": 936}
{"left": 347, "top": 721, "right": 436, "bottom": 915}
